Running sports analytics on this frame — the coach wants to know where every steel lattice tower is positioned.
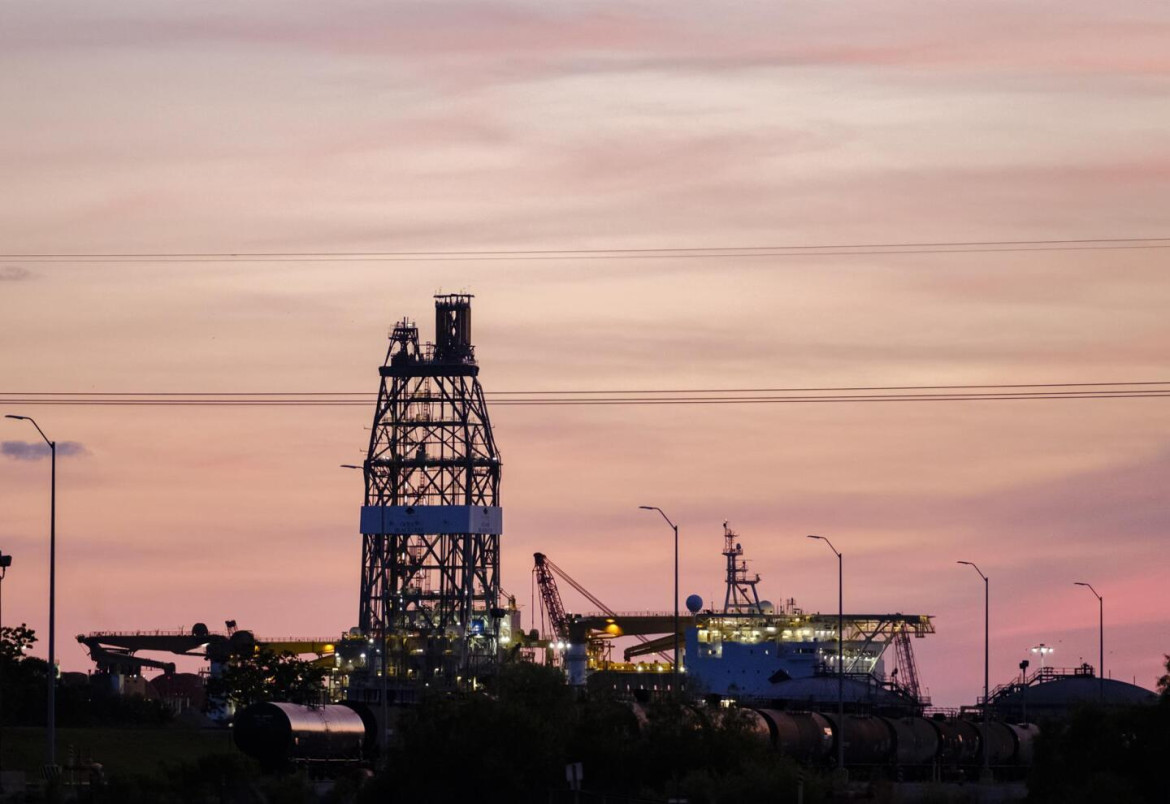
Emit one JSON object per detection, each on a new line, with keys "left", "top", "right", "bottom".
{"left": 358, "top": 294, "right": 502, "bottom": 687}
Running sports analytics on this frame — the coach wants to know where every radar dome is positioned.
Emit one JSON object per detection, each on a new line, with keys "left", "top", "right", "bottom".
{"left": 759, "top": 600, "right": 775, "bottom": 615}
{"left": 685, "top": 594, "right": 704, "bottom": 614}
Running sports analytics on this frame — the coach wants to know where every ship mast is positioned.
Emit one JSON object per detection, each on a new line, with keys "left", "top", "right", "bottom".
{"left": 721, "top": 522, "right": 763, "bottom": 615}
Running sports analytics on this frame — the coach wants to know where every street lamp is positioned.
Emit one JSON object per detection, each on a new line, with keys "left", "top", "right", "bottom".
{"left": 957, "top": 560, "right": 990, "bottom": 781}
{"left": 638, "top": 507, "right": 679, "bottom": 696}
{"left": 1074, "top": 582, "right": 1104, "bottom": 703}
{"left": 1018, "top": 659, "right": 1030, "bottom": 724}
{"left": 808, "top": 535, "right": 845, "bottom": 776}
{"left": 6, "top": 414, "right": 57, "bottom": 769}
{"left": 1030, "top": 643, "right": 1053, "bottom": 668}
{"left": 0, "top": 549, "right": 10, "bottom": 782}
{"left": 342, "top": 463, "right": 388, "bottom": 757}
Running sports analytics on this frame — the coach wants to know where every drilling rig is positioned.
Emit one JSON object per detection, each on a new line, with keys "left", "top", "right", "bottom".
{"left": 354, "top": 295, "right": 503, "bottom": 696}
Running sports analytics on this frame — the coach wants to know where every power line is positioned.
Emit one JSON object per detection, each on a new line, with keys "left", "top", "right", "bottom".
{"left": 4, "top": 380, "right": 1169, "bottom": 396}
{"left": 2, "top": 391, "right": 1168, "bottom": 407}
{"left": 5, "top": 237, "right": 1170, "bottom": 262}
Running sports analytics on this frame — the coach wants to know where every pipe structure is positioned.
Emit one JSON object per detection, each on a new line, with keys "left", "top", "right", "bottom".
{"left": 5, "top": 415, "right": 57, "bottom": 768}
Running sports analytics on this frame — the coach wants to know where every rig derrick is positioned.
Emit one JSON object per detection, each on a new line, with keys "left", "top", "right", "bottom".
{"left": 355, "top": 295, "right": 503, "bottom": 696}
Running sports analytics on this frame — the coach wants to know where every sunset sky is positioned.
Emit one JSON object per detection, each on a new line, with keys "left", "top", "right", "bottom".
{"left": 2, "top": 1, "right": 1169, "bottom": 707}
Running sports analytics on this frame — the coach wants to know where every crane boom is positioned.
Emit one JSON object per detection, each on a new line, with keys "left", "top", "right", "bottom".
{"left": 533, "top": 553, "right": 570, "bottom": 640}
{"left": 539, "top": 554, "right": 617, "bottom": 616}
{"left": 533, "top": 552, "right": 671, "bottom": 663}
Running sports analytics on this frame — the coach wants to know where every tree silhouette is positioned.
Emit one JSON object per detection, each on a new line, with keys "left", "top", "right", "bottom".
{"left": 205, "top": 648, "right": 326, "bottom": 712}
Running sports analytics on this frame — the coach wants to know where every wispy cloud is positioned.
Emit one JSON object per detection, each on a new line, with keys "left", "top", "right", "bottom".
{"left": 1, "top": 441, "right": 88, "bottom": 461}
{"left": 0, "top": 267, "right": 33, "bottom": 281}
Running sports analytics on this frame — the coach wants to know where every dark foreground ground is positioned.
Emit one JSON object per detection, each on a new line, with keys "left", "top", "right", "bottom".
{"left": 3, "top": 725, "right": 236, "bottom": 780}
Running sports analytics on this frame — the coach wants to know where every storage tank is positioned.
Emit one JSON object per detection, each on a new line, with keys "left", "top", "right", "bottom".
{"left": 233, "top": 702, "right": 371, "bottom": 770}
{"left": 756, "top": 710, "right": 834, "bottom": 762}
{"left": 889, "top": 716, "right": 940, "bottom": 766}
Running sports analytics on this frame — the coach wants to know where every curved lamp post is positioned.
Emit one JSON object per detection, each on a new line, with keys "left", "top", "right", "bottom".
{"left": 0, "top": 549, "right": 10, "bottom": 782}
{"left": 638, "top": 507, "right": 679, "bottom": 695}
{"left": 957, "top": 560, "right": 990, "bottom": 781}
{"left": 809, "top": 535, "right": 845, "bottom": 776}
{"left": 342, "top": 462, "right": 389, "bottom": 757}
{"left": 5, "top": 415, "right": 57, "bottom": 769}
{"left": 1074, "top": 582, "right": 1104, "bottom": 703}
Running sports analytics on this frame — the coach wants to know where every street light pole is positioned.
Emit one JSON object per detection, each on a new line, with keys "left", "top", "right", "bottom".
{"left": 638, "top": 506, "right": 682, "bottom": 801}
{"left": 1074, "top": 582, "right": 1104, "bottom": 703}
{"left": 957, "top": 561, "right": 990, "bottom": 781}
{"left": 0, "top": 550, "right": 11, "bottom": 783}
{"left": 343, "top": 463, "right": 389, "bottom": 757}
{"left": 638, "top": 507, "right": 679, "bottom": 696}
{"left": 808, "top": 535, "right": 845, "bottom": 777}
{"left": 6, "top": 415, "right": 57, "bottom": 769}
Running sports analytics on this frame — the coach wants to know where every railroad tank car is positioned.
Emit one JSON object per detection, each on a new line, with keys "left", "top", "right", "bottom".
{"left": 233, "top": 702, "right": 372, "bottom": 770}
{"left": 888, "top": 716, "right": 940, "bottom": 766}
{"left": 740, "top": 708, "right": 775, "bottom": 744}
{"left": 821, "top": 713, "right": 895, "bottom": 765}
{"left": 973, "top": 721, "right": 1018, "bottom": 766}
{"left": 1007, "top": 723, "right": 1039, "bottom": 766}
{"left": 746, "top": 709, "right": 1036, "bottom": 772}
{"left": 931, "top": 717, "right": 981, "bottom": 766}
{"left": 756, "top": 710, "right": 834, "bottom": 762}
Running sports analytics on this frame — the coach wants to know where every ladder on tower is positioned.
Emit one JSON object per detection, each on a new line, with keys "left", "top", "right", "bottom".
{"left": 893, "top": 625, "right": 923, "bottom": 702}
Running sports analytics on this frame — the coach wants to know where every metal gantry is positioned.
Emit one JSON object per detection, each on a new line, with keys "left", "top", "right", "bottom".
{"left": 358, "top": 295, "right": 502, "bottom": 688}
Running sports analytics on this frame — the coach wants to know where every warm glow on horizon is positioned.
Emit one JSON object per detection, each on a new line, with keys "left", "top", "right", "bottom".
{"left": 2, "top": 0, "right": 1170, "bottom": 707}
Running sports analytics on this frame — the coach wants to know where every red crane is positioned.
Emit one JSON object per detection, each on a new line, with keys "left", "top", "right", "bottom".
{"left": 533, "top": 552, "right": 571, "bottom": 641}
{"left": 533, "top": 552, "right": 670, "bottom": 663}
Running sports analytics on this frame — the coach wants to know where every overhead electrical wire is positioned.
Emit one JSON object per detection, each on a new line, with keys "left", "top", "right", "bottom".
{"left": 6, "top": 380, "right": 1170, "bottom": 396}
{"left": 4, "top": 236, "right": 1170, "bottom": 262}
{"left": 2, "top": 382, "right": 1168, "bottom": 407}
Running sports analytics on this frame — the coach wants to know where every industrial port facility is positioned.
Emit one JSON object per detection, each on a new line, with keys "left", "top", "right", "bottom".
{"left": 73, "top": 295, "right": 1148, "bottom": 784}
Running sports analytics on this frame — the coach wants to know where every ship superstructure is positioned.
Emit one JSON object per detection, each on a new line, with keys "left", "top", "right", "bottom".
{"left": 555, "top": 524, "right": 934, "bottom": 708}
